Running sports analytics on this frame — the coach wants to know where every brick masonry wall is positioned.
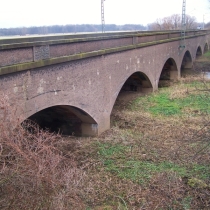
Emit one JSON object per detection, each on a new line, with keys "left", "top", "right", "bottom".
{"left": 170, "top": 33, "right": 180, "bottom": 38}
{"left": 0, "top": 47, "right": 33, "bottom": 67}
{"left": 50, "top": 37, "right": 132, "bottom": 58}
{"left": 0, "top": 34, "right": 209, "bottom": 135}
{"left": 138, "top": 35, "right": 156, "bottom": 43}
{"left": 0, "top": 31, "right": 206, "bottom": 69}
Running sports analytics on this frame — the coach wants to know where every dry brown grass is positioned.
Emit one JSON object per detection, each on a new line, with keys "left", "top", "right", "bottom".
{"left": 1, "top": 57, "right": 210, "bottom": 209}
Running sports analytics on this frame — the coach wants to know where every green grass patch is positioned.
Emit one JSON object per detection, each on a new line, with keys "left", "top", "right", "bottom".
{"left": 181, "top": 196, "right": 192, "bottom": 210}
{"left": 181, "top": 94, "right": 210, "bottom": 113}
{"left": 103, "top": 160, "right": 187, "bottom": 185}
{"left": 148, "top": 93, "right": 181, "bottom": 115}
{"left": 104, "top": 160, "right": 210, "bottom": 185}
{"left": 190, "top": 164, "right": 210, "bottom": 180}
{"left": 98, "top": 143, "right": 210, "bottom": 185}
{"left": 131, "top": 87, "right": 210, "bottom": 116}
{"left": 204, "top": 50, "right": 210, "bottom": 59}
{"left": 98, "top": 143, "right": 130, "bottom": 160}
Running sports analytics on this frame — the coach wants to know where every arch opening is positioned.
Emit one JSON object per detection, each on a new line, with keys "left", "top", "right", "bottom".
{"left": 204, "top": 43, "right": 208, "bottom": 53}
{"left": 120, "top": 72, "right": 152, "bottom": 93}
{"left": 26, "top": 105, "right": 98, "bottom": 136}
{"left": 158, "top": 58, "right": 178, "bottom": 87}
{"left": 196, "top": 46, "right": 202, "bottom": 58}
{"left": 181, "top": 51, "right": 193, "bottom": 77}
{"left": 113, "top": 72, "right": 152, "bottom": 108}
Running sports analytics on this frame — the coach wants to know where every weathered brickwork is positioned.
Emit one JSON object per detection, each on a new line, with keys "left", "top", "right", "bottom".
{"left": 0, "top": 31, "right": 209, "bottom": 136}
{"left": 50, "top": 37, "right": 132, "bottom": 58}
{"left": 0, "top": 31, "right": 207, "bottom": 69}
{"left": 137, "top": 35, "right": 156, "bottom": 43}
{"left": 0, "top": 47, "right": 33, "bottom": 67}
{"left": 170, "top": 33, "right": 180, "bottom": 38}
{"left": 156, "top": 34, "right": 169, "bottom": 40}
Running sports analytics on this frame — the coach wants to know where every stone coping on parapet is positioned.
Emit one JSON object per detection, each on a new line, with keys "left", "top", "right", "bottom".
{"left": 0, "top": 30, "right": 208, "bottom": 50}
{"left": 0, "top": 33, "right": 207, "bottom": 76}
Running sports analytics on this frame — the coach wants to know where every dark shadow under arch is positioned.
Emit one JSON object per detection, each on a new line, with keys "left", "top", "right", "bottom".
{"left": 196, "top": 46, "right": 202, "bottom": 58}
{"left": 111, "top": 71, "right": 152, "bottom": 120}
{"left": 181, "top": 50, "right": 193, "bottom": 77}
{"left": 120, "top": 72, "right": 152, "bottom": 93}
{"left": 26, "top": 105, "right": 97, "bottom": 136}
{"left": 158, "top": 58, "right": 178, "bottom": 87}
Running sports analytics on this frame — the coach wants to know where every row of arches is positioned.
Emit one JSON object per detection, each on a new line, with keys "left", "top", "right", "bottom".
{"left": 25, "top": 44, "right": 209, "bottom": 136}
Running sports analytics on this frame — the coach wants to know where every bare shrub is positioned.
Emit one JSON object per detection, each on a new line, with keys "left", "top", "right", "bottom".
{"left": 0, "top": 93, "right": 85, "bottom": 210}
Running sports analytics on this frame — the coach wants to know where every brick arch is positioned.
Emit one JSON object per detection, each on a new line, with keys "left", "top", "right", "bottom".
{"left": 158, "top": 57, "right": 178, "bottom": 87}
{"left": 110, "top": 71, "right": 153, "bottom": 112}
{"left": 180, "top": 50, "right": 193, "bottom": 76}
{"left": 26, "top": 104, "right": 97, "bottom": 136}
{"left": 22, "top": 93, "right": 99, "bottom": 136}
{"left": 25, "top": 99, "right": 98, "bottom": 136}
{"left": 196, "top": 46, "right": 203, "bottom": 58}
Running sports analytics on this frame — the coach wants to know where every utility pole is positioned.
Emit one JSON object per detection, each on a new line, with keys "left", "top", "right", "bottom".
{"left": 203, "top": 14, "right": 206, "bottom": 29}
{"left": 180, "top": 0, "right": 186, "bottom": 49}
{"left": 101, "top": 0, "right": 105, "bottom": 33}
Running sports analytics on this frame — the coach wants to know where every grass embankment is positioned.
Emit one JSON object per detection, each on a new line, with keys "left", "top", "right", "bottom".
{"left": 1, "top": 54, "right": 210, "bottom": 210}
{"left": 77, "top": 55, "right": 210, "bottom": 209}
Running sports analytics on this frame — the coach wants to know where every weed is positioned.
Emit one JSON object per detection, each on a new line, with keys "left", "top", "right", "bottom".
{"left": 204, "top": 50, "right": 210, "bottom": 58}
{"left": 101, "top": 160, "right": 188, "bottom": 185}
{"left": 1, "top": 53, "right": 210, "bottom": 209}
{"left": 98, "top": 142, "right": 210, "bottom": 186}
{"left": 181, "top": 196, "right": 192, "bottom": 210}
{"left": 97, "top": 143, "right": 130, "bottom": 159}
{"left": 148, "top": 93, "right": 181, "bottom": 115}
{"left": 0, "top": 93, "right": 85, "bottom": 210}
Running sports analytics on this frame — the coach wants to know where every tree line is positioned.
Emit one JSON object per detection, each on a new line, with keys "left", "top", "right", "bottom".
{"left": 0, "top": 24, "right": 147, "bottom": 36}
{"left": 1, "top": 14, "right": 209, "bottom": 36}
{"left": 148, "top": 14, "right": 204, "bottom": 30}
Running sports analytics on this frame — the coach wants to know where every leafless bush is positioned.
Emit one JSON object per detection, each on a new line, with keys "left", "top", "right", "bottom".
{"left": 0, "top": 93, "right": 85, "bottom": 210}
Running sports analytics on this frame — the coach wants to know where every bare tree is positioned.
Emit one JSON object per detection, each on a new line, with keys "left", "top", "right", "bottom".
{"left": 162, "top": 17, "right": 174, "bottom": 30}
{"left": 170, "top": 14, "right": 182, "bottom": 29}
{"left": 148, "top": 14, "right": 198, "bottom": 30}
{"left": 185, "top": 15, "right": 198, "bottom": 29}
{"left": 148, "top": 18, "right": 164, "bottom": 30}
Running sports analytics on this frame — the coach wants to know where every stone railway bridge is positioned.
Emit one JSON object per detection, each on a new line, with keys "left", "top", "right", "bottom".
{"left": 0, "top": 30, "right": 209, "bottom": 136}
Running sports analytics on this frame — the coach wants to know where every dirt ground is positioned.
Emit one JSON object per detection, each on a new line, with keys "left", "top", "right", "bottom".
{"left": 1, "top": 55, "right": 210, "bottom": 210}
{"left": 57, "top": 56, "right": 210, "bottom": 209}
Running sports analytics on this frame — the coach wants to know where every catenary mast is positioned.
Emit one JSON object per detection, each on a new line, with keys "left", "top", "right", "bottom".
{"left": 101, "top": 0, "right": 105, "bottom": 32}
{"left": 180, "top": 0, "right": 186, "bottom": 49}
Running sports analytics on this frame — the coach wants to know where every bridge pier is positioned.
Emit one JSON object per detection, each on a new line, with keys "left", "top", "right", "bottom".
{"left": 81, "top": 123, "right": 98, "bottom": 136}
{"left": 96, "top": 115, "right": 110, "bottom": 136}
{"left": 78, "top": 114, "right": 110, "bottom": 136}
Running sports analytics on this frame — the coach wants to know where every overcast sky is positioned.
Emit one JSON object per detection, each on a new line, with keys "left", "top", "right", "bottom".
{"left": 1, "top": 0, "right": 210, "bottom": 28}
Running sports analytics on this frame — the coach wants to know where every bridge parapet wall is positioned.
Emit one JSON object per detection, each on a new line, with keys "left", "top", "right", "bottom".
{"left": 0, "top": 30, "right": 210, "bottom": 136}
{"left": 0, "top": 30, "right": 209, "bottom": 75}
